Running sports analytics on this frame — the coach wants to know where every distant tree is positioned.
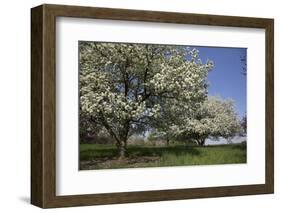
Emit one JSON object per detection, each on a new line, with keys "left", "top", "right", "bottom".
{"left": 241, "top": 115, "right": 247, "bottom": 134}
{"left": 79, "top": 42, "right": 213, "bottom": 159}
{"left": 171, "top": 96, "right": 242, "bottom": 146}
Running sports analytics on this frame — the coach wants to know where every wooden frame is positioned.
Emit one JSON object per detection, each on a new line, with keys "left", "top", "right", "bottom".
{"left": 31, "top": 4, "right": 274, "bottom": 208}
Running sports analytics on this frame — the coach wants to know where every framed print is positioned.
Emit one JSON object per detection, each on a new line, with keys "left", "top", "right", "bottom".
{"left": 31, "top": 4, "right": 274, "bottom": 208}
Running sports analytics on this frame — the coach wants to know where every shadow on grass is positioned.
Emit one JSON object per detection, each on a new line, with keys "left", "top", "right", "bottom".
{"left": 129, "top": 145, "right": 201, "bottom": 157}
{"left": 227, "top": 142, "right": 247, "bottom": 151}
{"left": 80, "top": 145, "right": 201, "bottom": 161}
{"left": 204, "top": 142, "right": 246, "bottom": 149}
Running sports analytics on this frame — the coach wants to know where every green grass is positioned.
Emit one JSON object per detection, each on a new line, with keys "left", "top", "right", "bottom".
{"left": 79, "top": 142, "right": 246, "bottom": 170}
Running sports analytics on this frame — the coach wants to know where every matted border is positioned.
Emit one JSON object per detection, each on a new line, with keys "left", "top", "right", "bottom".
{"left": 31, "top": 4, "right": 274, "bottom": 208}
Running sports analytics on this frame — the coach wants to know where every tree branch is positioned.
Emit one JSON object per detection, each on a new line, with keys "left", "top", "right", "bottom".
{"left": 98, "top": 112, "right": 121, "bottom": 144}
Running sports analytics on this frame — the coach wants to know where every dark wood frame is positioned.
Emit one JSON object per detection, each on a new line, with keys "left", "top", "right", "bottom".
{"left": 31, "top": 4, "right": 274, "bottom": 208}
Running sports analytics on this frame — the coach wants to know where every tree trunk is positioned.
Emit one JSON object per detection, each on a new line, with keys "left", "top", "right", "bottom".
{"left": 197, "top": 138, "right": 205, "bottom": 146}
{"left": 166, "top": 137, "right": 170, "bottom": 146}
{"left": 117, "top": 141, "right": 127, "bottom": 160}
{"left": 199, "top": 140, "right": 205, "bottom": 146}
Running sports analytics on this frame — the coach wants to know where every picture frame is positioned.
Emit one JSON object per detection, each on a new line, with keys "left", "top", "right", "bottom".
{"left": 31, "top": 4, "right": 274, "bottom": 208}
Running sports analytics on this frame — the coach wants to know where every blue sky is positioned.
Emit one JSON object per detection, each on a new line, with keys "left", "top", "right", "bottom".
{"left": 191, "top": 46, "right": 247, "bottom": 119}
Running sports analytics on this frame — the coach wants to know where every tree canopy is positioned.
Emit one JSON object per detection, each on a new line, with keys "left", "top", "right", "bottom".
{"left": 79, "top": 41, "right": 241, "bottom": 158}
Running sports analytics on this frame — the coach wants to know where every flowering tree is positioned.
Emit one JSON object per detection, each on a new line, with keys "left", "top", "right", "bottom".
{"left": 149, "top": 97, "right": 196, "bottom": 146}
{"left": 173, "top": 96, "right": 242, "bottom": 146}
{"left": 79, "top": 42, "right": 213, "bottom": 158}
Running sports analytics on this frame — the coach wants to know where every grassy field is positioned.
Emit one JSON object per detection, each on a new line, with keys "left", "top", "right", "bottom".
{"left": 79, "top": 142, "right": 246, "bottom": 170}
